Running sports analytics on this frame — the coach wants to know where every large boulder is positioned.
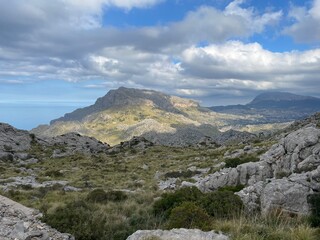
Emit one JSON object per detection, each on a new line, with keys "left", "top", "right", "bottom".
{"left": 126, "top": 229, "right": 229, "bottom": 240}
{"left": 0, "top": 194, "right": 73, "bottom": 240}
{"left": 47, "top": 132, "right": 110, "bottom": 157}
{"left": 197, "top": 125, "right": 320, "bottom": 215}
{"left": 0, "top": 123, "right": 32, "bottom": 153}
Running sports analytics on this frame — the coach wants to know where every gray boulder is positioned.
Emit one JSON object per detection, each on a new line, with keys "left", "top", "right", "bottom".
{"left": 126, "top": 229, "right": 229, "bottom": 240}
{"left": 0, "top": 123, "right": 32, "bottom": 153}
{"left": 0, "top": 194, "right": 73, "bottom": 240}
{"left": 198, "top": 125, "right": 320, "bottom": 215}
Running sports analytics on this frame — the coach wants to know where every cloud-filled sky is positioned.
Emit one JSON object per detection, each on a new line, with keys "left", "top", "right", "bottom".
{"left": 1, "top": 0, "right": 320, "bottom": 129}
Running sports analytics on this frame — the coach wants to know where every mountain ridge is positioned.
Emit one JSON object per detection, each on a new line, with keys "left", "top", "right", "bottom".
{"left": 211, "top": 91, "right": 320, "bottom": 123}
{"left": 51, "top": 87, "right": 198, "bottom": 124}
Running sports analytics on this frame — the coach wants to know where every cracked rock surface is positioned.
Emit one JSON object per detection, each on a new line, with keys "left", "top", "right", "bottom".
{"left": 0, "top": 194, "right": 73, "bottom": 240}
{"left": 197, "top": 125, "right": 320, "bottom": 215}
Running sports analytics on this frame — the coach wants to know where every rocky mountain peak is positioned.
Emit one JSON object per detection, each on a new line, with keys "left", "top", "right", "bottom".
{"left": 51, "top": 87, "right": 198, "bottom": 124}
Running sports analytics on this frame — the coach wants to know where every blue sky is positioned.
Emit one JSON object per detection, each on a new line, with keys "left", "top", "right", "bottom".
{"left": 0, "top": 0, "right": 320, "bottom": 129}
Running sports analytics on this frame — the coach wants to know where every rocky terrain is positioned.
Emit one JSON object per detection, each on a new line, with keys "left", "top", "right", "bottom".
{"left": 0, "top": 194, "right": 73, "bottom": 240}
{"left": 196, "top": 124, "right": 320, "bottom": 215}
{"left": 0, "top": 111, "right": 320, "bottom": 240}
{"left": 211, "top": 92, "right": 320, "bottom": 124}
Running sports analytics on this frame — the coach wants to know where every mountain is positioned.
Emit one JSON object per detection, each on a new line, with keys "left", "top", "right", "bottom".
{"left": 51, "top": 87, "right": 186, "bottom": 124}
{"left": 32, "top": 87, "right": 252, "bottom": 146}
{"left": 211, "top": 92, "right": 320, "bottom": 123}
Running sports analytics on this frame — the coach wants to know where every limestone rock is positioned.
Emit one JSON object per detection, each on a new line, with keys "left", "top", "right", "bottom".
{"left": 0, "top": 123, "right": 32, "bottom": 153}
{"left": 126, "top": 228, "right": 229, "bottom": 240}
{"left": 0, "top": 194, "right": 73, "bottom": 240}
{"left": 47, "top": 132, "right": 110, "bottom": 157}
{"left": 198, "top": 126, "right": 320, "bottom": 215}
{"left": 108, "top": 136, "right": 153, "bottom": 154}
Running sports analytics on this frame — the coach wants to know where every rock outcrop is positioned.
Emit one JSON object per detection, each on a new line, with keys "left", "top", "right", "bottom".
{"left": 0, "top": 194, "right": 73, "bottom": 240}
{"left": 198, "top": 125, "right": 320, "bottom": 215}
{"left": 0, "top": 123, "right": 110, "bottom": 161}
{"left": 108, "top": 136, "right": 153, "bottom": 154}
{"left": 0, "top": 123, "right": 32, "bottom": 162}
{"left": 126, "top": 229, "right": 229, "bottom": 240}
{"left": 214, "top": 130, "right": 257, "bottom": 145}
{"left": 46, "top": 132, "right": 110, "bottom": 157}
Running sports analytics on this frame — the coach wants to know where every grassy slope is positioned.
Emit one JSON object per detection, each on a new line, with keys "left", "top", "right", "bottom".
{"left": 1, "top": 138, "right": 319, "bottom": 239}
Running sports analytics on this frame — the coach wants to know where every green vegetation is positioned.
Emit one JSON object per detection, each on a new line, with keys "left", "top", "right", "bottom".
{"left": 166, "top": 202, "right": 212, "bottom": 230}
{"left": 87, "top": 189, "right": 127, "bottom": 203}
{"left": 0, "top": 141, "right": 318, "bottom": 240}
{"left": 225, "top": 154, "right": 260, "bottom": 168}
{"left": 308, "top": 193, "right": 320, "bottom": 227}
{"left": 153, "top": 187, "right": 203, "bottom": 217}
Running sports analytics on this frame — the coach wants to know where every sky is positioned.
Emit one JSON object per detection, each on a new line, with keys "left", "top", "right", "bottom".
{"left": 0, "top": 0, "right": 320, "bottom": 130}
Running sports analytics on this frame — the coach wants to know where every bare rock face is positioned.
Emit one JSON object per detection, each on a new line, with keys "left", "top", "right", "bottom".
{"left": 126, "top": 229, "right": 229, "bottom": 240}
{"left": 108, "top": 136, "right": 153, "bottom": 154}
{"left": 0, "top": 122, "right": 110, "bottom": 160}
{"left": 0, "top": 123, "right": 32, "bottom": 152}
{"left": 46, "top": 132, "right": 110, "bottom": 157}
{"left": 198, "top": 125, "right": 320, "bottom": 215}
{"left": 0, "top": 123, "right": 32, "bottom": 162}
{"left": 0, "top": 195, "right": 73, "bottom": 240}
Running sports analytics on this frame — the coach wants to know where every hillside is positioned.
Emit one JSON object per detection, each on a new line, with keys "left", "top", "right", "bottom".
{"left": 32, "top": 87, "right": 254, "bottom": 146}
{"left": 1, "top": 113, "right": 320, "bottom": 239}
{"left": 211, "top": 92, "right": 320, "bottom": 123}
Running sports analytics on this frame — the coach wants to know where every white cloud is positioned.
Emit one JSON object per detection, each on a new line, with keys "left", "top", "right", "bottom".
{"left": 0, "top": 0, "right": 319, "bottom": 105}
{"left": 284, "top": 0, "right": 320, "bottom": 43}
{"left": 224, "top": 0, "right": 282, "bottom": 34}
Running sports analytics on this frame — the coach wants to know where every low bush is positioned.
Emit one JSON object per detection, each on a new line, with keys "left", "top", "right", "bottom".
{"left": 43, "top": 200, "right": 106, "bottom": 240}
{"left": 44, "top": 170, "right": 64, "bottom": 178}
{"left": 153, "top": 187, "right": 203, "bottom": 217}
{"left": 308, "top": 193, "right": 320, "bottom": 227}
{"left": 166, "top": 202, "right": 211, "bottom": 230}
{"left": 200, "top": 190, "right": 243, "bottom": 218}
{"left": 225, "top": 155, "right": 259, "bottom": 168}
{"left": 87, "top": 189, "right": 127, "bottom": 203}
{"left": 164, "top": 170, "right": 201, "bottom": 179}
{"left": 218, "top": 184, "right": 245, "bottom": 193}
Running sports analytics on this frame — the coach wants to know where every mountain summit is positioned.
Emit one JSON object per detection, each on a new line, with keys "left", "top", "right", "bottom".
{"left": 33, "top": 87, "right": 237, "bottom": 146}
{"left": 51, "top": 87, "right": 197, "bottom": 124}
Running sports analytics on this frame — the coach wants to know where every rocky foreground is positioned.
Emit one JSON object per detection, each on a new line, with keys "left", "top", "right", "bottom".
{"left": 0, "top": 195, "right": 73, "bottom": 240}
{"left": 197, "top": 124, "right": 320, "bottom": 215}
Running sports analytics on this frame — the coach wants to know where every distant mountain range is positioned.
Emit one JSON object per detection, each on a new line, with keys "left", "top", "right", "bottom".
{"left": 211, "top": 92, "right": 320, "bottom": 123}
{"left": 33, "top": 87, "right": 251, "bottom": 146}
{"left": 31, "top": 88, "right": 320, "bottom": 146}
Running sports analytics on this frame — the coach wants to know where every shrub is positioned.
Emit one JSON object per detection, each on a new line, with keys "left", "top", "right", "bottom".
{"left": 225, "top": 158, "right": 243, "bottom": 168}
{"left": 308, "top": 193, "right": 320, "bottom": 227}
{"left": 225, "top": 155, "right": 259, "bottom": 168}
{"left": 44, "top": 170, "right": 64, "bottom": 178}
{"left": 200, "top": 191, "right": 243, "bottom": 218}
{"left": 43, "top": 200, "right": 105, "bottom": 240}
{"left": 218, "top": 184, "right": 245, "bottom": 193}
{"left": 87, "top": 189, "right": 127, "bottom": 203}
{"left": 166, "top": 202, "right": 211, "bottom": 230}
{"left": 164, "top": 170, "right": 201, "bottom": 179}
{"left": 153, "top": 187, "right": 204, "bottom": 217}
